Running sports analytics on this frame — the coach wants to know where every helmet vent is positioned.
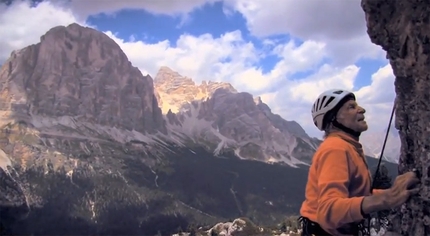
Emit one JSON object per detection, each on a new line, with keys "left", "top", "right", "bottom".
{"left": 324, "top": 96, "right": 335, "bottom": 108}
{"left": 319, "top": 96, "right": 327, "bottom": 110}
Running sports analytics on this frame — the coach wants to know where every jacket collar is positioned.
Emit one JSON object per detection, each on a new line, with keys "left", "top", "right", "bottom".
{"left": 327, "top": 130, "right": 363, "bottom": 153}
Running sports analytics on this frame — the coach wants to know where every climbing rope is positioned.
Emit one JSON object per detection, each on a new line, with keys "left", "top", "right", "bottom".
{"left": 370, "top": 97, "right": 421, "bottom": 193}
{"left": 362, "top": 99, "right": 397, "bottom": 235}
{"left": 370, "top": 98, "right": 396, "bottom": 194}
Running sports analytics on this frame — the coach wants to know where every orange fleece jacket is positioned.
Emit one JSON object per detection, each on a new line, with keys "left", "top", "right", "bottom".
{"left": 300, "top": 131, "right": 385, "bottom": 236}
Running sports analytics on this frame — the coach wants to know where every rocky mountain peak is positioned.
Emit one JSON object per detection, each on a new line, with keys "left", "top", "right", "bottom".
{"left": 154, "top": 66, "right": 194, "bottom": 86}
{"left": 154, "top": 67, "right": 317, "bottom": 164}
{"left": 253, "top": 96, "right": 263, "bottom": 105}
{"left": 154, "top": 67, "right": 236, "bottom": 113}
{"left": 0, "top": 23, "right": 165, "bottom": 134}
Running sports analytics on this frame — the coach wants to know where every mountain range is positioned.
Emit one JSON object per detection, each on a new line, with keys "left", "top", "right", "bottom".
{"left": 153, "top": 65, "right": 400, "bottom": 165}
{"left": 0, "top": 23, "right": 398, "bottom": 235}
{"left": 154, "top": 65, "right": 321, "bottom": 166}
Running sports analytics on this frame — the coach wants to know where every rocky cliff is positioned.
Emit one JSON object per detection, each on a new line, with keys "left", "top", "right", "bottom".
{"left": 155, "top": 66, "right": 320, "bottom": 165}
{"left": 0, "top": 23, "right": 166, "bottom": 134}
{"left": 362, "top": 0, "right": 430, "bottom": 235}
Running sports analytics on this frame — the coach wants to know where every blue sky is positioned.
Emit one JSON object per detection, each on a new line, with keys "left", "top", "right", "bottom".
{"left": 86, "top": 1, "right": 385, "bottom": 91}
{"left": 0, "top": 0, "right": 396, "bottom": 141}
{"left": 87, "top": 2, "right": 248, "bottom": 43}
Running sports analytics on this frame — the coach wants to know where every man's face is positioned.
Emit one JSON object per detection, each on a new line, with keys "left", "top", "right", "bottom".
{"left": 336, "top": 99, "right": 368, "bottom": 133}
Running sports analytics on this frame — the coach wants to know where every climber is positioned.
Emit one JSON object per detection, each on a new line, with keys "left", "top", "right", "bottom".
{"left": 298, "top": 89, "right": 421, "bottom": 236}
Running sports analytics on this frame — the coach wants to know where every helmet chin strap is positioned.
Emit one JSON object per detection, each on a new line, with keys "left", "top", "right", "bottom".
{"left": 332, "top": 119, "right": 361, "bottom": 139}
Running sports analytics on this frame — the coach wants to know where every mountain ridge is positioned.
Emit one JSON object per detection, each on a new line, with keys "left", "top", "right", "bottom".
{"left": 153, "top": 65, "right": 397, "bottom": 165}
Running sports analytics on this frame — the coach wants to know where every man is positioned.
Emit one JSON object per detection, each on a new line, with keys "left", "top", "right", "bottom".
{"left": 299, "top": 89, "right": 421, "bottom": 236}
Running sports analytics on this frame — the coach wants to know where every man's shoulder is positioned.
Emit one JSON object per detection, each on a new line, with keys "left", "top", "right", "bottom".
{"left": 318, "top": 136, "right": 350, "bottom": 150}
{"left": 313, "top": 137, "right": 350, "bottom": 164}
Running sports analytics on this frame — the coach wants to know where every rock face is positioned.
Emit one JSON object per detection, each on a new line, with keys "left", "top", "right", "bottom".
{"left": 155, "top": 67, "right": 320, "bottom": 165}
{"left": 362, "top": 1, "right": 430, "bottom": 235}
{"left": 154, "top": 66, "right": 237, "bottom": 114}
{"left": 0, "top": 23, "right": 165, "bottom": 134}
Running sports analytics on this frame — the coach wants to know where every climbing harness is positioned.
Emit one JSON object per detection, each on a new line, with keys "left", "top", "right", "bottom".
{"left": 298, "top": 216, "right": 330, "bottom": 235}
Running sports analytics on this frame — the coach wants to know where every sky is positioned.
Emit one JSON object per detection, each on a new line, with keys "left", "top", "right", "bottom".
{"left": 0, "top": 0, "right": 400, "bottom": 152}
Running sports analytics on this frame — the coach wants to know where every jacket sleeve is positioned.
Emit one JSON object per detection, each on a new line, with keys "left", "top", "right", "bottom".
{"left": 316, "top": 148, "right": 365, "bottom": 230}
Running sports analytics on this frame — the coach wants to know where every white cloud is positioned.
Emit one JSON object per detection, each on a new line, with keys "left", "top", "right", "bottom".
{"left": 0, "top": 0, "right": 398, "bottom": 156}
{"left": 223, "top": 0, "right": 386, "bottom": 67}
{"left": 259, "top": 63, "right": 397, "bottom": 139}
{"left": 105, "top": 29, "right": 330, "bottom": 95}
{"left": 288, "top": 64, "right": 359, "bottom": 104}
{"left": 356, "top": 65, "right": 399, "bottom": 161}
{"left": 261, "top": 64, "right": 361, "bottom": 138}
{"left": 355, "top": 64, "right": 396, "bottom": 104}
{"left": 0, "top": 1, "right": 87, "bottom": 62}
{"left": 272, "top": 40, "right": 327, "bottom": 75}
{"left": 105, "top": 30, "right": 266, "bottom": 92}
{"left": 224, "top": 0, "right": 365, "bottom": 40}
{"left": 65, "top": 0, "right": 220, "bottom": 24}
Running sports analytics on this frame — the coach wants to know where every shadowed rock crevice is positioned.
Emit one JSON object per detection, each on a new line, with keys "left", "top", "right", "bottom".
{"left": 362, "top": 0, "right": 430, "bottom": 235}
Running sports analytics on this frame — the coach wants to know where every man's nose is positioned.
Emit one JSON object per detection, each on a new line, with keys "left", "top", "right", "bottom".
{"left": 358, "top": 106, "right": 366, "bottom": 113}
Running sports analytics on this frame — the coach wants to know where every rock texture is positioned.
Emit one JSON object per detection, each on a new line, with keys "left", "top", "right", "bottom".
{"left": 0, "top": 23, "right": 165, "bottom": 134}
{"left": 155, "top": 67, "right": 320, "bottom": 165}
{"left": 154, "top": 66, "right": 236, "bottom": 114}
{"left": 362, "top": 1, "right": 430, "bottom": 235}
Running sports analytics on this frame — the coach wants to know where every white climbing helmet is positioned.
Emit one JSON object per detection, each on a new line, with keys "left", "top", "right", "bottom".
{"left": 311, "top": 89, "right": 355, "bottom": 131}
